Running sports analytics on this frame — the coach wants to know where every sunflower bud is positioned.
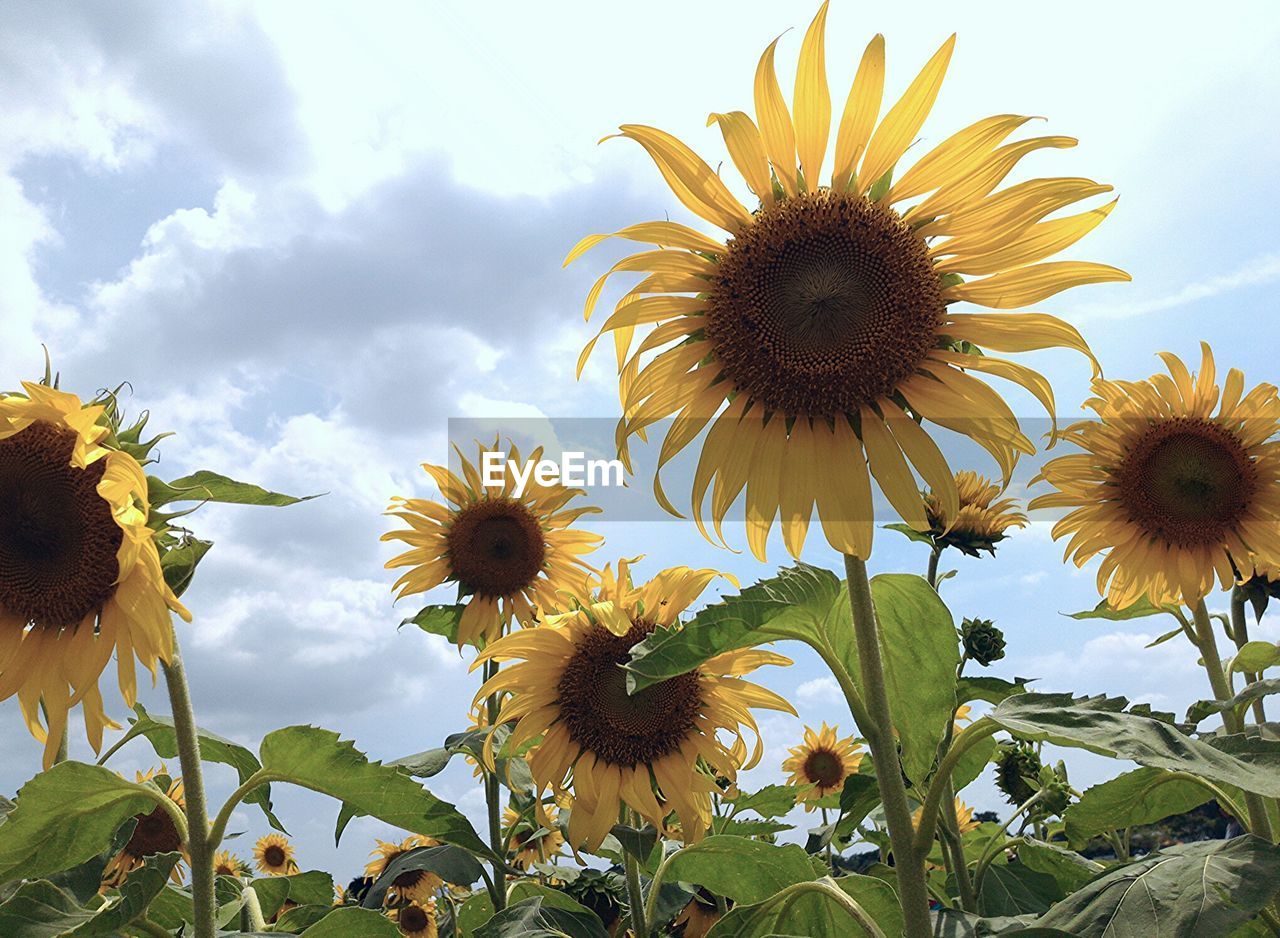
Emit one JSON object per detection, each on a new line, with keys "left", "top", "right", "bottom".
{"left": 994, "top": 741, "right": 1041, "bottom": 805}
{"left": 1028, "top": 765, "right": 1073, "bottom": 821}
{"left": 961, "top": 618, "right": 1006, "bottom": 666}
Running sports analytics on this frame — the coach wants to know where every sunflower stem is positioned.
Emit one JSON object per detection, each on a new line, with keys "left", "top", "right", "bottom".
{"left": 240, "top": 885, "right": 267, "bottom": 931}
{"left": 1230, "top": 587, "right": 1269, "bottom": 724}
{"left": 926, "top": 546, "right": 941, "bottom": 591}
{"left": 623, "top": 809, "right": 649, "bottom": 938}
{"left": 160, "top": 631, "right": 215, "bottom": 938}
{"left": 1190, "top": 600, "right": 1274, "bottom": 840}
{"left": 482, "top": 658, "right": 507, "bottom": 912}
{"left": 842, "top": 553, "right": 933, "bottom": 938}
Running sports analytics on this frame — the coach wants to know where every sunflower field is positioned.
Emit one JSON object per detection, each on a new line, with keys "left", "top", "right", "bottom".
{"left": 2, "top": 4, "right": 1279, "bottom": 938}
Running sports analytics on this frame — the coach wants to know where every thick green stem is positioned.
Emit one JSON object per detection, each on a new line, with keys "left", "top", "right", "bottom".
{"left": 972, "top": 790, "right": 1046, "bottom": 896}
{"left": 161, "top": 634, "right": 214, "bottom": 938}
{"left": 843, "top": 554, "right": 933, "bottom": 938}
{"left": 208, "top": 770, "right": 281, "bottom": 851}
{"left": 623, "top": 809, "right": 649, "bottom": 938}
{"left": 927, "top": 547, "right": 941, "bottom": 591}
{"left": 240, "top": 885, "right": 267, "bottom": 931}
{"left": 939, "top": 778, "right": 977, "bottom": 912}
{"left": 482, "top": 659, "right": 507, "bottom": 912}
{"left": 1230, "top": 587, "right": 1269, "bottom": 724}
{"left": 913, "top": 718, "right": 999, "bottom": 857}
{"left": 643, "top": 845, "right": 677, "bottom": 928}
{"left": 1191, "top": 600, "right": 1273, "bottom": 840}
{"left": 762, "top": 880, "right": 888, "bottom": 938}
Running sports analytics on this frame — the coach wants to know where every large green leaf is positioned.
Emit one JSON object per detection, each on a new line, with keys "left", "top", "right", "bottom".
{"left": 832, "top": 874, "right": 902, "bottom": 937}
{"left": 725, "top": 784, "right": 797, "bottom": 820}
{"left": 298, "top": 906, "right": 399, "bottom": 937}
{"left": 0, "top": 854, "right": 179, "bottom": 937}
{"left": 977, "top": 862, "right": 1062, "bottom": 917}
{"left": 250, "top": 871, "right": 335, "bottom": 920}
{"left": 361, "top": 845, "right": 485, "bottom": 908}
{"left": 1066, "top": 597, "right": 1176, "bottom": 621}
{"left": 1187, "top": 678, "right": 1280, "bottom": 725}
{"left": 0, "top": 763, "right": 158, "bottom": 883}
{"left": 456, "top": 885, "right": 602, "bottom": 937}
{"left": 259, "top": 726, "right": 492, "bottom": 857}
{"left": 474, "top": 896, "right": 608, "bottom": 938}
{"left": 990, "top": 694, "right": 1280, "bottom": 797}
{"left": 953, "top": 735, "right": 997, "bottom": 793}
{"left": 1036, "top": 835, "right": 1280, "bottom": 937}
{"left": 159, "top": 536, "right": 213, "bottom": 598}
{"left": 113, "top": 704, "right": 283, "bottom": 830}
{"left": 660, "top": 835, "right": 820, "bottom": 904}
{"left": 403, "top": 604, "right": 469, "bottom": 646}
{"left": 147, "top": 470, "right": 314, "bottom": 508}
{"left": 957, "top": 676, "right": 1031, "bottom": 706}
{"left": 706, "top": 877, "right": 892, "bottom": 937}
{"left": 1015, "top": 839, "right": 1102, "bottom": 896}
{"left": 1062, "top": 767, "right": 1215, "bottom": 849}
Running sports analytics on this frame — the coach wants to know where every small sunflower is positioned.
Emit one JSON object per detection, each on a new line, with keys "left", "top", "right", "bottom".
{"left": 503, "top": 804, "right": 565, "bottom": 870}
{"left": 925, "top": 471, "right": 1026, "bottom": 556}
{"left": 213, "top": 850, "right": 250, "bottom": 878}
{"left": 475, "top": 560, "right": 794, "bottom": 851}
{"left": 364, "top": 835, "right": 443, "bottom": 905}
{"left": 384, "top": 440, "right": 602, "bottom": 647}
{"left": 253, "top": 833, "right": 299, "bottom": 876}
{"left": 571, "top": 4, "right": 1123, "bottom": 561}
{"left": 393, "top": 899, "right": 439, "bottom": 938}
{"left": 0, "top": 383, "right": 191, "bottom": 766}
{"left": 781, "top": 722, "right": 864, "bottom": 810}
{"left": 953, "top": 703, "right": 973, "bottom": 734}
{"left": 102, "top": 768, "right": 187, "bottom": 889}
{"left": 673, "top": 893, "right": 724, "bottom": 938}
{"left": 1032, "top": 343, "right": 1280, "bottom": 608}
{"left": 913, "top": 797, "right": 978, "bottom": 836}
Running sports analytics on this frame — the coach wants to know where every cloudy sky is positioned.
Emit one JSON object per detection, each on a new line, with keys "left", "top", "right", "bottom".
{"left": 3, "top": 0, "right": 1279, "bottom": 878}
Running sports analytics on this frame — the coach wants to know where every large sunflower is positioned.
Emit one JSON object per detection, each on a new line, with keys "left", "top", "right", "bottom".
{"left": 384, "top": 441, "right": 602, "bottom": 646}
{"left": 102, "top": 768, "right": 188, "bottom": 889}
{"left": 571, "top": 3, "right": 1124, "bottom": 560}
{"left": 781, "top": 722, "right": 864, "bottom": 810}
{"left": 364, "top": 835, "right": 443, "bottom": 906}
{"left": 0, "top": 383, "right": 190, "bottom": 766}
{"left": 475, "top": 560, "right": 793, "bottom": 851}
{"left": 1031, "top": 343, "right": 1280, "bottom": 608}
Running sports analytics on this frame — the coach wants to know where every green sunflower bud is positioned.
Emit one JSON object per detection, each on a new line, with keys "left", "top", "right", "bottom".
{"left": 961, "top": 617, "right": 1006, "bottom": 666}
{"left": 994, "top": 741, "right": 1040, "bottom": 805}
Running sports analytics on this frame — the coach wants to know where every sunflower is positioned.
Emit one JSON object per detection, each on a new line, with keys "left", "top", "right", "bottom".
{"left": 102, "top": 768, "right": 187, "bottom": 889}
{"left": 953, "top": 703, "right": 973, "bottom": 734}
{"left": 384, "top": 440, "right": 602, "bottom": 647}
{"left": 673, "top": 893, "right": 724, "bottom": 938}
{"left": 253, "top": 833, "right": 299, "bottom": 876}
{"left": 474, "top": 560, "right": 794, "bottom": 851}
{"left": 364, "top": 835, "right": 443, "bottom": 905}
{"left": 781, "top": 722, "right": 864, "bottom": 810}
{"left": 570, "top": 4, "right": 1123, "bottom": 561}
{"left": 393, "top": 899, "right": 439, "bottom": 938}
{"left": 913, "top": 797, "right": 978, "bottom": 836}
{"left": 0, "top": 383, "right": 191, "bottom": 766}
{"left": 925, "top": 471, "right": 1026, "bottom": 556}
{"left": 503, "top": 804, "right": 565, "bottom": 870}
{"left": 213, "top": 851, "right": 250, "bottom": 878}
{"left": 1031, "top": 343, "right": 1280, "bottom": 609}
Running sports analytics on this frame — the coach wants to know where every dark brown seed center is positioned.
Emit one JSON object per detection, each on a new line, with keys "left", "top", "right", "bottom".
{"left": 399, "top": 905, "right": 430, "bottom": 933}
{"left": 263, "top": 845, "right": 286, "bottom": 868}
{"left": 0, "top": 420, "right": 123, "bottom": 628}
{"left": 802, "top": 748, "right": 846, "bottom": 788}
{"left": 125, "top": 805, "right": 183, "bottom": 857}
{"left": 1116, "top": 418, "right": 1256, "bottom": 548}
{"left": 706, "top": 190, "right": 944, "bottom": 418}
{"left": 556, "top": 620, "right": 701, "bottom": 767}
{"left": 445, "top": 498, "right": 546, "bottom": 597}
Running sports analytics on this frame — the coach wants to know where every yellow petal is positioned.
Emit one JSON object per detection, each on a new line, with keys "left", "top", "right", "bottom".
{"left": 909, "top": 136, "right": 1078, "bottom": 225}
{"left": 754, "top": 35, "right": 798, "bottom": 196}
{"left": 880, "top": 400, "right": 957, "bottom": 523}
{"left": 794, "top": 1, "right": 831, "bottom": 191}
{"left": 944, "top": 312, "right": 1099, "bottom": 378}
{"left": 612, "top": 125, "right": 752, "bottom": 232}
{"left": 707, "top": 111, "right": 775, "bottom": 205}
{"left": 891, "top": 114, "right": 1034, "bottom": 203}
{"left": 815, "top": 417, "right": 874, "bottom": 558}
{"left": 859, "top": 407, "right": 929, "bottom": 530}
{"left": 935, "top": 198, "right": 1118, "bottom": 276}
{"left": 944, "top": 261, "right": 1131, "bottom": 308}
{"left": 564, "top": 222, "right": 725, "bottom": 266}
{"left": 832, "top": 34, "right": 885, "bottom": 191}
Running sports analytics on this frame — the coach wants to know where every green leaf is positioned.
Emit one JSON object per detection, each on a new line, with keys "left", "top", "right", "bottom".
{"left": 1015, "top": 839, "right": 1102, "bottom": 895}
{"left": 832, "top": 874, "right": 903, "bottom": 937}
{"left": 956, "top": 676, "right": 1031, "bottom": 706}
{"left": 474, "top": 896, "right": 609, "bottom": 938}
{"left": 115, "top": 704, "right": 284, "bottom": 831}
{"left": 361, "top": 845, "right": 485, "bottom": 908}
{"left": 885, "top": 522, "right": 937, "bottom": 547}
{"left": 1230, "top": 641, "right": 1280, "bottom": 674}
{"left": 274, "top": 904, "right": 337, "bottom": 932}
{"left": 159, "top": 536, "right": 213, "bottom": 598}
{"left": 1187, "top": 678, "right": 1280, "bottom": 725}
{"left": 457, "top": 884, "right": 602, "bottom": 937}
{"left": 608, "top": 824, "right": 659, "bottom": 864}
{"left": 706, "top": 877, "right": 893, "bottom": 937}
{"left": 148, "top": 470, "right": 315, "bottom": 508}
{"left": 403, "top": 604, "right": 469, "bottom": 646}
{"left": 259, "top": 726, "right": 492, "bottom": 857}
{"left": 0, "top": 763, "right": 158, "bottom": 883}
{"left": 952, "top": 734, "right": 997, "bottom": 793}
{"left": 712, "top": 817, "right": 792, "bottom": 838}
{"left": 990, "top": 693, "right": 1280, "bottom": 797}
{"left": 1062, "top": 767, "right": 1216, "bottom": 849}
{"left": 249, "top": 871, "right": 335, "bottom": 920}
{"left": 977, "top": 861, "right": 1062, "bottom": 917}
{"left": 1036, "top": 835, "right": 1280, "bottom": 937}
{"left": 865, "top": 574, "right": 960, "bottom": 784}
{"left": 0, "top": 880, "right": 93, "bottom": 937}
{"left": 1066, "top": 597, "right": 1177, "bottom": 621}
{"left": 660, "top": 835, "right": 819, "bottom": 904}
{"left": 725, "top": 784, "right": 797, "bottom": 820}
{"left": 299, "top": 906, "right": 400, "bottom": 937}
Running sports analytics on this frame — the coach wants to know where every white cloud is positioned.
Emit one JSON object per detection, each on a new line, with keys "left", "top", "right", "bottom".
{"left": 1076, "top": 252, "right": 1280, "bottom": 322}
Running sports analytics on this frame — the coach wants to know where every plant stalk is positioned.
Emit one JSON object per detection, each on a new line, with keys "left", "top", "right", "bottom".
{"left": 843, "top": 553, "right": 933, "bottom": 938}
{"left": 161, "top": 631, "right": 215, "bottom": 938}
{"left": 623, "top": 809, "right": 649, "bottom": 938}
{"left": 482, "top": 658, "right": 507, "bottom": 912}
{"left": 1230, "top": 586, "right": 1269, "bottom": 724}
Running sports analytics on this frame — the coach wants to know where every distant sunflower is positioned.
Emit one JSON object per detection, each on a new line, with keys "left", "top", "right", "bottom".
{"left": 102, "top": 768, "right": 187, "bottom": 889}
{"left": 213, "top": 850, "right": 250, "bottom": 878}
{"left": 253, "top": 833, "right": 299, "bottom": 876}
{"left": 0, "top": 384, "right": 190, "bottom": 766}
{"left": 384, "top": 441, "right": 602, "bottom": 646}
{"left": 503, "top": 804, "right": 565, "bottom": 870}
{"left": 925, "top": 471, "right": 1026, "bottom": 556}
{"left": 475, "top": 560, "right": 794, "bottom": 851}
{"left": 393, "top": 899, "right": 439, "bottom": 938}
{"left": 781, "top": 722, "right": 864, "bottom": 809}
{"left": 1032, "top": 343, "right": 1280, "bottom": 608}
{"left": 953, "top": 703, "right": 973, "bottom": 734}
{"left": 570, "top": 3, "right": 1123, "bottom": 561}
{"left": 913, "top": 797, "right": 978, "bottom": 836}
{"left": 365, "top": 835, "right": 443, "bottom": 905}
{"left": 673, "top": 893, "right": 723, "bottom": 938}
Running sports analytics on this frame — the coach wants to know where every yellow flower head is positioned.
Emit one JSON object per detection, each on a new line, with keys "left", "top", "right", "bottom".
{"left": 253, "top": 833, "right": 299, "bottom": 876}
{"left": 1032, "top": 343, "right": 1280, "bottom": 608}
{"left": 925, "top": 471, "right": 1026, "bottom": 556}
{"left": 0, "top": 383, "right": 191, "bottom": 766}
{"left": 781, "top": 722, "right": 864, "bottom": 809}
{"left": 474, "top": 561, "right": 794, "bottom": 851}
{"left": 571, "top": 3, "right": 1123, "bottom": 561}
{"left": 913, "top": 797, "right": 978, "bottom": 836}
{"left": 102, "top": 767, "right": 187, "bottom": 890}
{"left": 213, "top": 850, "right": 250, "bottom": 878}
{"left": 394, "top": 899, "right": 438, "bottom": 938}
{"left": 364, "top": 835, "right": 442, "bottom": 906}
{"left": 503, "top": 804, "right": 565, "bottom": 870}
{"left": 383, "top": 440, "right": 602, "bottom": 646}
